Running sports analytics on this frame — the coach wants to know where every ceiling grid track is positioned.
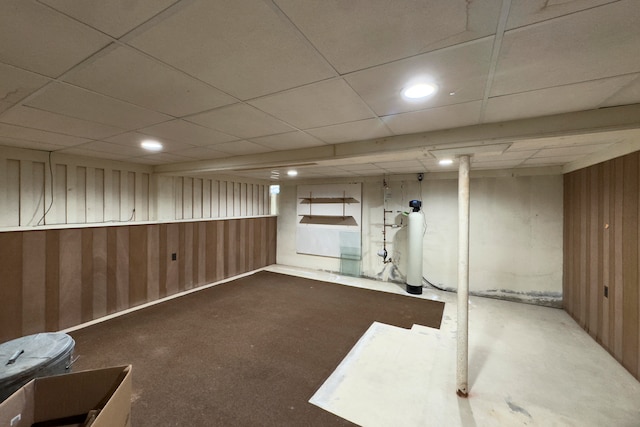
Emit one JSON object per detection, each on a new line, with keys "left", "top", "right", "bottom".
{"left": 478, "top": 0, "right": 512, "bottom": 124}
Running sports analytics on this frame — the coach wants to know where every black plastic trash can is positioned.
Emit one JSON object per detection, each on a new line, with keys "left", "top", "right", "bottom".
{"left": 0, "top": 332, "right": 75, "bottom": 402}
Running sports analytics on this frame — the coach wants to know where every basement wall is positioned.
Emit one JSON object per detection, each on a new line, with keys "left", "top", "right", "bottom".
{"left": 0, "top": 146, "right": 271, "bottom": 228}
{"left": 564, "top": 151, "right": 640, "bottom": 381}
{"left": 277, "top": 170, "right": 563, "bottom": 306}
{"left": 0, "top": 217, "right": 277, "bottom": 343}
{"left": 0, "top": 146, "right": 276, "bottom": 342}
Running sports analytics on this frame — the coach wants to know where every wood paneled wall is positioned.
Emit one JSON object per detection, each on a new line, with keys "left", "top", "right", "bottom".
{"left": 564, "top": 151, "right": 640, "bottom": 380}
{"left": 0, "top": 216, "right": 277, "bottom": 343}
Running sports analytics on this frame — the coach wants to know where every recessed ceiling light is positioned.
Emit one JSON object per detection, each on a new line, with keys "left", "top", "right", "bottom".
{"left": 439, "top": 159, "right": 454, "bottom": 166}
{"left": 402, "top": 83, "right": 438, "bottom": 99}
{"left": 287, "top": 170, "right": 298, "bottom": 176}
{"left": 141, "top": 139, "right": 163, "bottom": 152}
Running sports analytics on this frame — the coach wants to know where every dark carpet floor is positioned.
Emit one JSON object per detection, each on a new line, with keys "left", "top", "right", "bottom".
{"left": 70, "top": 271, "right": 445, "bottom": 426}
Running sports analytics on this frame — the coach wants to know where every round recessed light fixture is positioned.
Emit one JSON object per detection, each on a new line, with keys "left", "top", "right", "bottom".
{"left": 439, "top": 159, "right": 454, "bottom": 166}
{"left": 287, "top": 170, "right": 298, "bottom": 177}
{"left": 141, "top": 139, "right": 163, "bottom": 152}
{"left": 402, "top": 83, "right": 438, "bottom": 99}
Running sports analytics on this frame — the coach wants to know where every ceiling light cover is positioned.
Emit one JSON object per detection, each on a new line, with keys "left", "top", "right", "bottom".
{"left": 439, "top": 159, "right": 454, "bottom": 166}
{"left": 141, "top": 139, "right": 163, "bottom": 151}
{"left": 403, "top": 83, "right": 438, "bottom": 99}
{"left": 287, "top": 170, "right": 298, "bottom": 176}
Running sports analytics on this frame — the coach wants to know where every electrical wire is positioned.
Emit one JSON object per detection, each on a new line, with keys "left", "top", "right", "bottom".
{"left": 37, "top": 151, "right": 55, "bottom": 226}
{"left": 422, "top": 275, "right": 447, "bottom": 291}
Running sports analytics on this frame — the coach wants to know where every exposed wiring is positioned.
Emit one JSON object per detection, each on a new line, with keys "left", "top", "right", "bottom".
{"left": 37, "top": 151, "right": 55, "bottom": 226}
{"left": 126, "top": 208, "right": 136, "bottom": 222}
{"left": 422, "top": 276, "right": 448, "bottom": 292}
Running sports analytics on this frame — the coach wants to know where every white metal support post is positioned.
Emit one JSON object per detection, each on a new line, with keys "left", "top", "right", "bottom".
{"left": 456, "top": 155, "right": 470, "bottom": 397}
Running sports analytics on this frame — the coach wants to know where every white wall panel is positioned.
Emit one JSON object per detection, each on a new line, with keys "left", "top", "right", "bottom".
{"left": 20, "top": 160, "right": 46, "bottom": 226}
{"left": 138, "top": 172, "right": 149, "bottom": 221}
{"left": 193, "top": 178, "right": 203, "bottom": 219}
{"left": 174, "top": 176, "right": 183, "bottom": 220}
{"left": 183, "top": 177, "right": 193, "bottom": 219}
{"left": 219, "top": 181, "right": 227, "bottom": 217}
{"left": 76, "top": 166, "right": 87, "bottom": 223}
{"left": 49, "top": 164, "right": 66, "bottom": 224}
{"left": 0, "top": 146, "right": 270, "bottom": 228}
{"left": 7, "top": 160, "right": 20, "bottom": 226}
{"left": 93, "top": 168, "right": 105, "bottom": 222}
{"left": 202, "top": 178, "right": 211, "bottom": 218}
{"left": 211, "top": 180, "right": 219, "bottom": 218}
{"left": 85, "top": 167, "right": 96, "bottom": 222}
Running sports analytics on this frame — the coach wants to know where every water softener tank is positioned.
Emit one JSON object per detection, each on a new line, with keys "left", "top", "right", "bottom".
{"left": 406, "top": 200, "right": 423, "bottom": 295}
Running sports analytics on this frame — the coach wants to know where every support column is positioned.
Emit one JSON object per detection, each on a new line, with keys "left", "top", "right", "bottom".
{"left": 457, "top": 155, "right": 470, "bottom": 397}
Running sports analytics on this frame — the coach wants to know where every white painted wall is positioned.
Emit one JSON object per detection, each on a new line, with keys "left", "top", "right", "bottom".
{"left": 0, "top": 146, "right": 270, "bottom": 229}
{"left": 277, "top": 170, "right": 564, "bottom": 306}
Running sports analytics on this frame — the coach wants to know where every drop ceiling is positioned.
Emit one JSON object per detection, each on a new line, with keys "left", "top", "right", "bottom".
{"left": 1, "top": 0, "right": 639, "bottom": 180}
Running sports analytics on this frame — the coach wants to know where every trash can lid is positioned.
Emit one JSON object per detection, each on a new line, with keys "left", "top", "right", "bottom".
{"left": 0, "top": 333, "right": 75, "bottom": 383}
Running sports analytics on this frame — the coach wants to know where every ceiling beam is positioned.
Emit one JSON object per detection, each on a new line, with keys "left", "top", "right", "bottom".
{"left": 154, "top": 103, "right": 640, "bottom": 175}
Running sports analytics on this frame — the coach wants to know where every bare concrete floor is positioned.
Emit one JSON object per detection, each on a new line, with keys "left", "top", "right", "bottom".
{"left": 267, "top": 265, "right": 640, "bottom": 427}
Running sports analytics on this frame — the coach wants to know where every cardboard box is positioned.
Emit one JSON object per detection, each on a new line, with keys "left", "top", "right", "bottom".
{"left": 0, "top": 365, "right": 131, "bottom": 427}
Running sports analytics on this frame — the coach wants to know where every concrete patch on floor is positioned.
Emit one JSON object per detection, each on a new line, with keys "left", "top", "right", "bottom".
{"left": 310, "top": 321, "right": 444, "bottom": 426}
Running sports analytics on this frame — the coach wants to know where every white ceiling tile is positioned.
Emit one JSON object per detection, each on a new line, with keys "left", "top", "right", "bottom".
{"left": 507, "top": 132, "right": 627, "bottom": 152}
{"left": 351, "top": 169, "right": 382, "bottom": 176}
{"left": 382, "top": 101, "right": 482, "bottom": 135}
{"left": 70, "top": 140, "right": 148, "bottom": 157}
{"left": 346, "top": 38, "right": 494, "bottom": 116}
{"left": 275, "top": 0, "right": 502, "bottom": 73}
{"left": 186, "top": 104, "right": 295, "bottom": 139}
{"left": 532, "top": 144, "right": 612, "bottom": 158}
{"left": 492, "top": 1, "right": 640, "bottom": 96}
{"left": 0, "top": 123, "right": 90, "bottom": 146}
{"left": 0, "top": 138, "right": 67, "bottom": 152}
{"left": 489, "top": 150, "right": 537, "bottom": 161}
{"left": 419, "top": 158, "right": 443, "bottom": 169}
{"left": 178, "top": 146, "right": 230, "bottom": 160}
{"left": 249, "top": 79, "right": 374, "bottom": 129}
{"left": 132, "top": 152, "right": 192, "bottom": 165}
{"left": 0, "top": 101, "right": 11, "bottom": 114}
{"left": 0, "top": 105, "right": 124, "bottom": 139}
{"left": 56, "top": 146, "right": 130, "bottom": 161}
{"left": 336, "top": 163, "right": 385, "bottom": 172}
{"left": 472, "top": 159, "right": 525, "bottom": 169}
{"left": 140, "top": 119, "right": 237, "bottom": 146}
{"left": 104, "top": 132, "right": 195, "bottom": 153}
{"left": 25, "top": 83, "right": 172, "bottom": 129}
{"left": 306, "top": 118, "right": 393, "bottom": 144}
{"left": 63, "top": 46, "right": 237, "bottom": 116}
{"left": 212, "top": 140, "right": 273, "bottom": 156}
{"left": 601, "top": 74, "right": 640, "bottom": 108}
{"left": 0, "top": 0, "right": 110, "bottom": 77}
{"left": 316, "top": 167, "right": 358, "bottom": 177}
{"left": 506, "top": 0, "right": 619, "bottom": 30}
{"left": 40, "top": 0, "right": 179, "bottom": 38}
{"left": 522, "top": 155, "right": 581, "bottom": 166}
{"left": 484, "top": 75, "right": 639, "bottom": 123}
{"left": 375, "top": 160, "right": 425, "bottom": 172}
{"left": 128, "top": 0, "right": 336, "bottom": 100}
{"left": 0, "top": 63, "right": 50, "bottom": 104}
{"left": 250, "top": 132, "right": 325, "bottom": 151}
